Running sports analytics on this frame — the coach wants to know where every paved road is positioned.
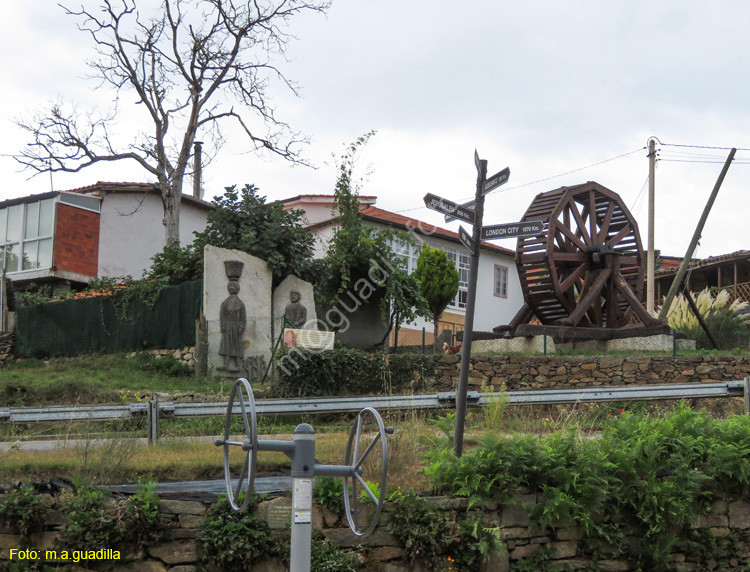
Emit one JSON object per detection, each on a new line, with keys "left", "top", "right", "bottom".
{"left": 104, "top": 476, "right": 292, "bottom": 496}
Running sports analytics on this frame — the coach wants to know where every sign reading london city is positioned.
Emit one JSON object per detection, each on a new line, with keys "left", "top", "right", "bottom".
{"left": 480, "top": 219, "right": 545, "bottom": 240}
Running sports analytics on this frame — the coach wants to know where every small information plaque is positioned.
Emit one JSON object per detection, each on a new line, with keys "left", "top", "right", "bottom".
{"left": 267, "top": 504, "right": 292, "bottom": 529}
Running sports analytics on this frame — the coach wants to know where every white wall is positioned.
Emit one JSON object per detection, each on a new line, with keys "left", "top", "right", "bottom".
{"left": 396, "top": 233, "right": 522, "bottom": 333}
{"left": 97, "top": 193, "right": 209, "bottom": 278}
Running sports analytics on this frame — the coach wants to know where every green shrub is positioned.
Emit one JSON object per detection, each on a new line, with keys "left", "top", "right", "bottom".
{"left": 426, "top": 405, "right": 750, "bottom": 569}
{"left": 0, "top": 485, "right": 48, "bottom": 538}
{"left": 311, "top": 535, "right": 361, "bottom": 571}
{"left": 129, "top": 352, "right": 191, "bottom": 377}
{"left": 314, "top": 476, "right": 345, "bottom": 514}
{"left": 275, "top": 347, "right": 435, "bottom": 396}
{"left": 387, "top": 492, "right": 501, "bottom": 571}
{"left": 56, "top": 482, "right": 120, "bottom": 552}
{"left": 56, "top": 480, "right": 163, "bottom": 556}
{"left": 199, "top": 493, "right": 286, "bottom": 571}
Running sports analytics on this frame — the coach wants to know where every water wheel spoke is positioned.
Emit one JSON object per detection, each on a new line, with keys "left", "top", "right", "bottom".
{"left": 564, "top": 268, "right": 612, "bottom": 326}
{"left": 613, "top": 272, "right": 660, "bottom": 325}
{"left": 567, "top": 198, "right": 592, "bottom": 246}
{"left": 556, "top": 223, "right": 587, "bottom": 252}
{"left": 588, "top": 190, "right": 598, "bottom": 241}
{"left": 606, "top": 224, "right": 632, "bottom": 248}
{"left": 558, "top": 263, "right": 588, "bottom": 293}
{"left": 598, "top": 202, "right": 616, "bottom": 243}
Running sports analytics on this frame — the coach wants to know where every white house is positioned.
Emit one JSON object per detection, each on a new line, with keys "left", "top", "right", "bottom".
{"left": 279, "top": 194, "right": 524, "bottom": 341}
{"left": 0, "top": 182, "right": 212, "bottom": 290}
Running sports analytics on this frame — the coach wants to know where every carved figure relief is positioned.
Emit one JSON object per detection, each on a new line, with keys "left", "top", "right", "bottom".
{"left": 284, "top": 290, "right": 307, "bottom": 329}
{"left": 217, "top": 260, "right": 246, "bottom": 372}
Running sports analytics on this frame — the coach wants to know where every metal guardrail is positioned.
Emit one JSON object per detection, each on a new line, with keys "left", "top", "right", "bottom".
{"left": 1, "top": 379, "right": 748, "bottom": 424}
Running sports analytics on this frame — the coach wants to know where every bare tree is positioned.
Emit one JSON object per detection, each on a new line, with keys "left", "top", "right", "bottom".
{"left": 14, "top": 0, "right": 329, "bottom": 244}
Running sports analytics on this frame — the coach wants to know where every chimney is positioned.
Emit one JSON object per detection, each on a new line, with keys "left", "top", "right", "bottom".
{"left": 193, "top": 141, "right": 203, "bottom": 199}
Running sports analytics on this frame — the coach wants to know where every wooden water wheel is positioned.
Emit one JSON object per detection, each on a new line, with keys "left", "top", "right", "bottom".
{"left": 510, "top": 182, "right": 660, "bottom": 330}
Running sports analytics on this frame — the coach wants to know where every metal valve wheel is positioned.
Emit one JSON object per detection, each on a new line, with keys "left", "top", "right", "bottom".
{"left": 342, "top": 407, "right": 390, "bottom": 537}
{"left": 214, "top": 378, "right": 258, "bottom": 512}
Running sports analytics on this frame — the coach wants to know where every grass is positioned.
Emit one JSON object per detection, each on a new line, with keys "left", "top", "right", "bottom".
{"left": 0, "top": 353, "right": 226, "bottom": 407}
{"left": 1, "top": 351, "right": 748, "bottom": 492}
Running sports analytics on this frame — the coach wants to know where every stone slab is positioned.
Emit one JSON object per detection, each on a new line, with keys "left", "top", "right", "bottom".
{"left": 203, "top": 245, "right": 273, "bottom": 382}
{"left": 273, "top": 275, "right": 317, "bottom": 329}
{"left": 473, "top": 336, "right": 556, "bottom": 355}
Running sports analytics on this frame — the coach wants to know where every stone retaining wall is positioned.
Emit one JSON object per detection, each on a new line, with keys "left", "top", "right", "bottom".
{"left": 147, "top": 347, "right": 196, "bottom": 371}
{"left": 432, "top": 354, "right": 750, "bottom": 392}
{"left": 2, "top": 492, "right": 750, "bottom": 571}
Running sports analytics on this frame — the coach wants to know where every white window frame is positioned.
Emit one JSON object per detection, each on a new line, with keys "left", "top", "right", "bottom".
{"left": 494, "top": 264, "right": 509, "bottom": 298}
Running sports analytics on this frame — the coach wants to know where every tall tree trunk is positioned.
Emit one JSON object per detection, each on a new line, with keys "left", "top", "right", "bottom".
{"left": 161, "top": 183, "right": 182, "bottom": 245}
{"left": 433, "top": 313, "right": 440, "bottom": 352}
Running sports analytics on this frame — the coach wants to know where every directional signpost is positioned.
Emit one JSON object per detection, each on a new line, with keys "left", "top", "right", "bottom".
{"left": 424, "top": 150, "right": 531, "bottom": 456}
{"left": 423, "top": 193, "right": 476, "bottom": 224}
{"left": 481, "top": 219, "right": 544, "bottom": 240}
{"left": 445, "top": 200, "right": 476, "bottom": 223}
{"left": 458, "top": 225, "right": 474, "bottom": 251}
{"left": 482, "top": 167, "right": 510, "bottom": 195}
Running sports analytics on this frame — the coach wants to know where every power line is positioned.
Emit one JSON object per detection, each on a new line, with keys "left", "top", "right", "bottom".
{"left": 394, "top": 146, "right": 646, "bottom": 215}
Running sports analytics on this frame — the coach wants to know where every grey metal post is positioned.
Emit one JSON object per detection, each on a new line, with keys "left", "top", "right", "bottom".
{"left": 454, "top": 158, "right": 487, "bottom": 457}
{"left": 422, "top": 327, "right": 425, "bottom": 355}
{"left": 147, "top": 398, "right": 159, "bottom": 445}
{"left": 744, "top": 377, "right": 750, "bottom": 416}
{"left": 290, "top": 424, "right": 315, "bottom": 572}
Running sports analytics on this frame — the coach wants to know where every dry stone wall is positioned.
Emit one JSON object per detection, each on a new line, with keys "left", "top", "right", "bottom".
{"left": 432, "top": 354, "right": 750, "bottom": 391}
{"left": 2, "top": 493, "right": 750, "bottom": 571}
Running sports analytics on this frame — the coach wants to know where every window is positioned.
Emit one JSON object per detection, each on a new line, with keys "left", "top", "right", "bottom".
{"left": 444, "top": 247, "right": 470, "bottom": 309}
{"left": 391, "top": 236, "right": 420, "bottom": 274}
{"left": 387, "top": 237, "right": 470, "bottom": 311}
{"left": 0, "top": 199, "right": 56, "bottom": 273}
{"left": 494, "top": 264, "right": 508, "bottom": 298}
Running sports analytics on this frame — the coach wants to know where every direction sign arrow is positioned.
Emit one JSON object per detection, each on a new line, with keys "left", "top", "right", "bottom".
{"left": 445, "top": 200, "right": 476, "bottom": 223}
{"left": 481, "top": 219, "right": 545, "bottom": 240}
{"left": 482, "top": 167, "right": 511, "bottom": 195}
{"left": 458, "top": 225, "right": 475, "bottom": 252}
{"left": 423, "top": 193, "right": 476, "bottom": 225}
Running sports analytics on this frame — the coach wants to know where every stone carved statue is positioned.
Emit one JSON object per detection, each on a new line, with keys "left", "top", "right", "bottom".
{"left": 283, "top": 290, "right": 307, "bottom": 329}
{"left": 217, "top": 260, "right": 246, "bottom": 372}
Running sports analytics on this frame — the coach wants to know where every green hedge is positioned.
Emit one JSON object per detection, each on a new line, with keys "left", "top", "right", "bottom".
{"left": 275, "top": 347, "right": 436, "bottom": 396}
{"left": 426, "top": 405, "right": 750, "bottom": 569}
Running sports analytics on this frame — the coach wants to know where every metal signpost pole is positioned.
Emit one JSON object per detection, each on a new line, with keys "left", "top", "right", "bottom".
{"left": 453, "top": 154, "right": 487, "bottom": 457}
{"left": 290, "top": 424, "right": 315, "bottom": 572}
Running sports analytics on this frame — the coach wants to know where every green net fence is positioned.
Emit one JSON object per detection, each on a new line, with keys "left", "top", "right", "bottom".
{"left": 15, "top": 280, "right": 202, "bottom": 358}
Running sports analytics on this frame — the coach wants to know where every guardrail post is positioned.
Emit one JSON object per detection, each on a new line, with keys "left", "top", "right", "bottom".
{"left": 147, "top": 397, "right": 160, "bottom": 445}
{"left": 422, "top": 328, "right": 426, "bottom": 355}
{"left": 744, "top": 377, "right": 750, "bottom": 416}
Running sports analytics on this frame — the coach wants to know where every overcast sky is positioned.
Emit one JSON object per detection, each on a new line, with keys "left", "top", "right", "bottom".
{"left": 1, "top": 1, "right": 749, "bottom": 258}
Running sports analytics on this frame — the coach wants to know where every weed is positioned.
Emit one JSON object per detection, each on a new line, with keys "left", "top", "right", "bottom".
{"left": 311, "top": 534, "right": 361, "bottom": 571}
{"left": 314, "top": 476, "right": 345, "bottom": 514}
{"left": 0, "top": 485, "right": 48, "bottom": 537}
{"left": 386, "top": 492, "right": 501, "bottom": 571}
{"left": 199, "top": 492, "right": 286, "bottom": 571}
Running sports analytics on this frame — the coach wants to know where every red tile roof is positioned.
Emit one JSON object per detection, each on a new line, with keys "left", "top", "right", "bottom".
{"left": 656, "top": 250, "right": 750, "bottom": 275}
{"left": 359, "top": 206, "right": 515, "bottom": 256}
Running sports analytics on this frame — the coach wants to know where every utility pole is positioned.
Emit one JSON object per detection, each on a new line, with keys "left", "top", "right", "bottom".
{"left": 647, "top": 139, "right": 656, "bottom": 314}
{"left": 658, "top": 148, "right": 736, "bottom": 320}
